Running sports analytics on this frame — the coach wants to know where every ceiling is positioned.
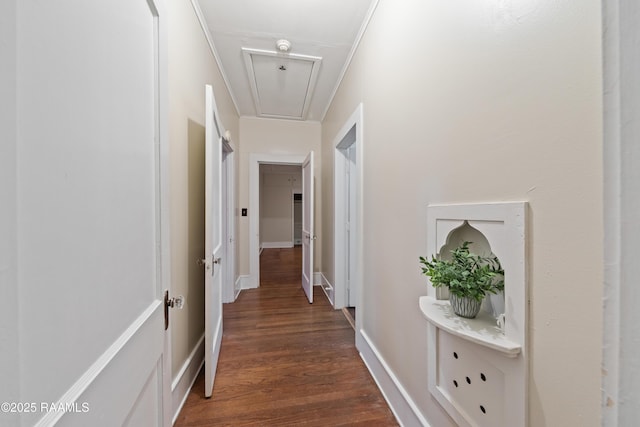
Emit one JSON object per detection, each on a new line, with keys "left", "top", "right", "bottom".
{"left": 194, "top": 0, "right": 378, "bottom": 121}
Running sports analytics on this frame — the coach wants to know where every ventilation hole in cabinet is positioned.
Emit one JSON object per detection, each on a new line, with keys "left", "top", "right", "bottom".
{"left": 453, "top": 380, "right": 458, "bottom": 387}
{"left": 480, "top": 405, "right": 486, "bottom": 414}
{"left": 453, "top": 352, "right": 458, "bottom": 359}
{"left": 466, "top": 376, "right": 471, "bottom": 384}
{"left": 481, "top": 373, "right": 486, "bottom": 381}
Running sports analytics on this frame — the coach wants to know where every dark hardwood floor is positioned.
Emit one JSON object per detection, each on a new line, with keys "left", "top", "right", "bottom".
{"left": 174, "top": 247, "right": 398, "bottom": 426}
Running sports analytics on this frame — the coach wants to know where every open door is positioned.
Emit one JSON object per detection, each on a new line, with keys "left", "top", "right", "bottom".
{"left": 301, "top": 151, "right": 315, "bottom": 303}
{"left": 204, "top": 85, "right": 224, "bottom": 397}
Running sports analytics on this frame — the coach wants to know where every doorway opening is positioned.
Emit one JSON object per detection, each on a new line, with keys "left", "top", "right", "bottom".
{"left": 259, "top": 164, "right": 302, "bottom": 250}
{"left": 249, "top": 153, "right": 315, "bottom": 299}
{"left": 334, "top": 104, "right": 363, "bottom": 339}
{"left": 293, "top": 193, "right": 303, "bottom": 246}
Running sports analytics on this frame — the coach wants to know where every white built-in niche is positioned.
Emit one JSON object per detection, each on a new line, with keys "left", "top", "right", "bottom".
{"left": 419, "top": 202, "right": 528, "bottom": 427}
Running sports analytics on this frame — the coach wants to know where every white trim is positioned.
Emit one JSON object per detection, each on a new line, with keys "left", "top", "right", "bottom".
{"left": 189, "top": 0, "right": 378, "bottom": 122}
{"left": 242, "top": 48, "right": 322, "bottom": 121}
{"left": 171, "top": 334, "right": 205, "bottom": 425}
{"left": 238, "top": 275, "right": 256, "bottom": 290}
{"left": 318, "top": 272, "right": 334, "bottom": 306}
{"left": 189, "top": 0, "right": 240, "bottom": 116}
{"left": 222, "top": 147, "right": 236, "bottom": 305}
{"left": 334, "top": 104, "right": 364, "bottom": 310}
{"left": 358, "top": 330, "right": 430, "bottom": 427}
{"left": 602, "top": 2, "right": 622, "bottom": 424}
{"left": 320, "top": 0, "right": 381, "bottom": 121}
{"left": 602, "top": 0, "right": 640, "bottom": 424}
{"left": 261, "top": 241, "right": 294, "bottom": 249}
{"left": 249, "top": 153, "right": 307, "bottom": 288}
{"left": 313, "top": 271, "right": 324, "bottom": 286}
{"left": 234, "top": 276, "right": 245, "bottom": 294}
{"left": 35, "top": 301, "right": 163, "bottom": 426}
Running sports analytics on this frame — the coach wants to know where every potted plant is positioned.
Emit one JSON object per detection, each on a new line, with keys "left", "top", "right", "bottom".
{"left": 419, "top": 241, "right": 504, "bottom": 319}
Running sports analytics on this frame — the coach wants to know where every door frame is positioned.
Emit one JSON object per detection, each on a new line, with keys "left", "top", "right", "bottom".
{"left": 249, "top": 153, "right": 307, "bottom": 288}
{"left": 333, "top": 104, "right": 363, "bottom": 330}
{"left": 221, "top": 142, "right": 236, "bottom": 303}
{"left": 602, "top": 0, "right": 640, "bottom": 423}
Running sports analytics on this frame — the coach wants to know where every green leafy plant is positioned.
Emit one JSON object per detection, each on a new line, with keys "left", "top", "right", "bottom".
{"left": 419, "top": 241, "right": 504, "bottom": 302}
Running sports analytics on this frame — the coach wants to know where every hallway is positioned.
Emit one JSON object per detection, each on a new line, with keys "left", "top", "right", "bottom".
{"left": 174, "top": 247, "right": 398, "bottom": 426}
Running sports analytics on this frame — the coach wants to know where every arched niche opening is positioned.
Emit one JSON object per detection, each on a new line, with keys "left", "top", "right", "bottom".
{"left": 435, "top": 221, "right": 505, "bottom": 320}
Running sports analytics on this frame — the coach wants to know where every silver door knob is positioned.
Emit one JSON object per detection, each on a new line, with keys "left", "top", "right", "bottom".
{"left": 168, "top": 295, "right": 185, "bottom": 310}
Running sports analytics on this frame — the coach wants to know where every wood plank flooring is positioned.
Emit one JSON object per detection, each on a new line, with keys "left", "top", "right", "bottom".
{"left": 174, "top": 247, "right": 398, "bottom": 426}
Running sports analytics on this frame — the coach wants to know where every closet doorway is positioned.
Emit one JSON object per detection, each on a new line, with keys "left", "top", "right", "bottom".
{"left": 334, "top": 104, "right": 363, "bottom": 339}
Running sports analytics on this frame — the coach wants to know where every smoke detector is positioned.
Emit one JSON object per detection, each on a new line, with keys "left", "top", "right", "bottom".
{"left": 276, "top": 39, "right": 291, "bottom": 53}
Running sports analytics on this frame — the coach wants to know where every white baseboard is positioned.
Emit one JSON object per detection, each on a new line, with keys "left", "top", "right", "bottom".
{"left": 316, "top": 272, "right": 334, "bottom": 306}
{"left": 261, "top": 241, "right": 294, "bottom": 249}
{"left": 358, "top": 330, "right": 431, "bottom": 427}
{"left": 238, "top": 275, "right": 256, "bottom": 290}
{"left": 171, "top": 334, "right": 205, "bottom": 424}
{"left": 313, "top": 271, "right": 323, "bottom": 286}
{"left": 234, "top": 276, "right": 244, "bottom": 298}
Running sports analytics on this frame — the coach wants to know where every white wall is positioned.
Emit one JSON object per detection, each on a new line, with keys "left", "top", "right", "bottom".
{"left": 238, "top": 117, "right": 321, "bottom": 276}
{"left": 0, "top": 1, "right": 19, "bottom": 425}
{"left": 168, "top": 0, "right": 239, "bottom": 392}
{"left": 322, "top": 0, "right": 603, "bottom": 425}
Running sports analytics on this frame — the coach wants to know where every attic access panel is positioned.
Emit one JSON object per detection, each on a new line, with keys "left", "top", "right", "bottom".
{"left": 242, "top": 48, "right": 322, "bottom": 120}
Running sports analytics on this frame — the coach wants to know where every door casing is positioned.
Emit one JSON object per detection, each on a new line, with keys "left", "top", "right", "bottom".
{"left": 249, "top": 153, "right": 308, "bottom": 288}
{"left": 221, "top": 143, "right": 237, "bottom": 303}
{"left": 333, "top": 104, "right": 364, "bottom": 343}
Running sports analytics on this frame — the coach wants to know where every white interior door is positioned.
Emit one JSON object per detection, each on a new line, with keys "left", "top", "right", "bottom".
{"left": 204, "top": 85, "right": 224, "bottom": 397}
{"left": 301, "top": 151, "right": 315, "bottom": 303}
{"left": 6, "top": 0, "right": 172, "bottom": 425}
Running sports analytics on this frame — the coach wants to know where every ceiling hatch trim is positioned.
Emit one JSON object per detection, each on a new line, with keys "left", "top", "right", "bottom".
{"left": 242, "top": 48, "right": 322, "bottom": 121}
